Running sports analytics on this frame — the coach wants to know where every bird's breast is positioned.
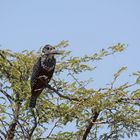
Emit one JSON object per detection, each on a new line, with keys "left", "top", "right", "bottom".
{"left": 41, "top": 57, "right": 55, "bottom": 71}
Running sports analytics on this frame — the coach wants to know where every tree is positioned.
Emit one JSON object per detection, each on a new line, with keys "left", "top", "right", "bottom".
{"left": 0, "top": 41, "right": 140, "bottom": 140}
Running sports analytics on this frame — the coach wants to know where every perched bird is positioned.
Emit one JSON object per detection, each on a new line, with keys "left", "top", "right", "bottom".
{"left": 29, "top": 45, "right": 61, "bottom": 108}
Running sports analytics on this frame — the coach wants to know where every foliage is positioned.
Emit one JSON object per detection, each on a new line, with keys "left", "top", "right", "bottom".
{"left": 0, "top": 41, "right": 140, "bottom": 140}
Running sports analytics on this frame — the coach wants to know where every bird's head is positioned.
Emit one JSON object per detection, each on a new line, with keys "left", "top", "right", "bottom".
{"left": 41, "top": 45, "right": 62, "bottom": 56}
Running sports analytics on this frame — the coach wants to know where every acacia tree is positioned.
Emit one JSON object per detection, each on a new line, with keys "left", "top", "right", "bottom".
{"left": 0, "top": 41, "right": 140, "bottom": 140}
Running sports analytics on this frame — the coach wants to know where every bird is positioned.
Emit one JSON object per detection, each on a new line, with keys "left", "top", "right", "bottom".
{"left": 29, "top": 44, "right": 61, "bottom": 108}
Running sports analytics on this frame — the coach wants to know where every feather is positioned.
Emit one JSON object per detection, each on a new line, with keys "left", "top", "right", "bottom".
{"left": 29, "top": 53, "right": 56, "bottom": 108}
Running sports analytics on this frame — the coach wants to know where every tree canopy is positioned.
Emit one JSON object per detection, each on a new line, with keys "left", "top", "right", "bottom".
{"left": 0, "top": 41, "right": 140, "bottom": 140}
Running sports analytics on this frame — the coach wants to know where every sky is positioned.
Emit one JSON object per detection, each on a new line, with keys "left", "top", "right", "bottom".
{"left": 0, "top": 0, "right": 140, "bottom": 139}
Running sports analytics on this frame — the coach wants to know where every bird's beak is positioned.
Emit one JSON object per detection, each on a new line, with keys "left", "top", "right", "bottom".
{"left": 50, "top": 50, "right": 63, "bottom": 55}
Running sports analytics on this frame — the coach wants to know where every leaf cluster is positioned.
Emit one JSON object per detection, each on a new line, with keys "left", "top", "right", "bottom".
{"left": 0, "top": 42, "right": 140, "bottom": 140}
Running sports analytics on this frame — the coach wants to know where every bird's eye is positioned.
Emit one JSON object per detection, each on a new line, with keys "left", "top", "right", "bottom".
{"left": 46, "top": 47, "right": 49, "bottom": 50}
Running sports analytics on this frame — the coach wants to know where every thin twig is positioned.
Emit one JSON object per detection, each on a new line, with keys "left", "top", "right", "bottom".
{"left": 28, "top": 109, "right": 38, "bottom": 140}
{"left": 119, "top": 97, "right": 140, "bottom": 105}
{"left": 47, "top": 119, "right": 60, "bottom": 138}
{"left": 0, "top": 89, "right": 14, "bottom": 103}
{"left": 0, "top": 51, "right": 13, "bottom": 66}
{"left": 17, "top": 121, "right": 27, "bottom": 139}
{"left": 47, "top": 84, "right": 79, "bottom": 101}
{"left": 68, "top": 71, "right": 82, "bottom": 87}
{"left": 0, "top": 119, "right": 7, "bottom": 133}
{"left": 0, "top": 129, "right": 6, "bottom": 139}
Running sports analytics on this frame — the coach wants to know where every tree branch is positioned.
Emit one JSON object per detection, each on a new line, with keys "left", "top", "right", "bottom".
{"left": 0, "top": 118, "right": 8, "bottom": 135}
{"left": 119, "top": 97, "right": 140, "bottom": 105}
{"left": 47, "top": 84, "right": 80, "bottom": 101}
{"left": 0, "top": 51, "right": 13, "bottom": 66}
{"left": 0, "top": 89, "right": 14, "bottom": 103}
{"left": 47, "top": 119, "right": 60, "bottom": 138}
{"left": 17, "top": 120, "right": 27, "bottom": 139}
{"left": 81, "top": 111, "right": 99, "bottom": 140}
{"left": 28, "top": 109, "right": 38, "bottom": 140}
{"left": 0, "top": 129, "right": 6, "bottom": 139}
{"left": 6, "top": 101, "right": 21, "bottom": 140}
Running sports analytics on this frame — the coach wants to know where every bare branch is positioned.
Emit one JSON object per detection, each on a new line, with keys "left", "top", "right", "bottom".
{"left": 17, "top": 121, "right": 27, "bottom": 139}
{"left": 0, "top": 118, "right": 8, "bottom": 134}
{"left": 68, "top": 71, "right": 83, "bottom": 87}
{"left": 81, "top": 111, "right": 99, "bottom": 140}
{"left": 0, "top": 89, "right": 14, "bottom": 104}
{"left": 0, "top": 129, "right": 6, "bottom": 139}
{"left": 47, "top": 119, "right": 60, "bottom": 138}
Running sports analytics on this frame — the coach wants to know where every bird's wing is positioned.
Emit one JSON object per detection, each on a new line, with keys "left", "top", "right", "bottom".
{"left": 30, "top": 56, "right": 41, "bottom": 89}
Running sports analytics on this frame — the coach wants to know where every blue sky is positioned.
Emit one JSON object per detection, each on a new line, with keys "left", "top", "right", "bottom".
{"left": 0, "top": 0, "right": 140, "bottom": 139}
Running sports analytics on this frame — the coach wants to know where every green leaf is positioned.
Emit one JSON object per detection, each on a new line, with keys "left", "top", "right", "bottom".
{"left": 136, "top": 76, "right": 140, "bottom": 84}
{"left": 114, "top": 66, "right": 127, "bottom": 80}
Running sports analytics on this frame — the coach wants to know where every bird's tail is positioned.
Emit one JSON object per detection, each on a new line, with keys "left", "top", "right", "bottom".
{"left": 29, "top": 95, "right": 37, "bottom": 108}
